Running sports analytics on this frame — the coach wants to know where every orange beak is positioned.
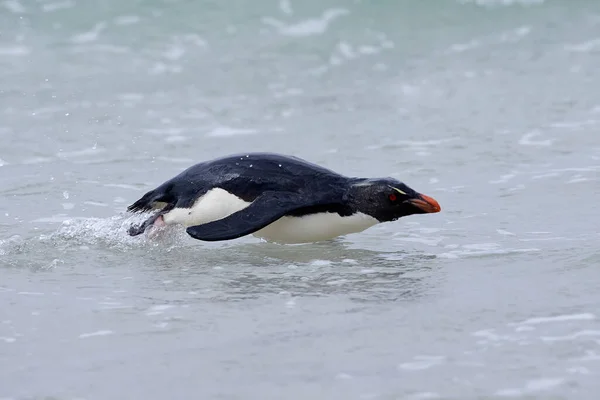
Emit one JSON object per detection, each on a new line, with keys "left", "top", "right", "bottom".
{"left": 407, "top": 194, "right": 441, "bottom": 213}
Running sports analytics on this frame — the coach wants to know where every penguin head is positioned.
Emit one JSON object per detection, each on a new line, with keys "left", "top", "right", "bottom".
{"left": 349, "top": 178, "right": 441, "bottom": 222}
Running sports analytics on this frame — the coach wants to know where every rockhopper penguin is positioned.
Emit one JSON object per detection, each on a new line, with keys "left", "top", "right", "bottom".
{"left": 127, "top": 152, "right": 441, "bottom": 244}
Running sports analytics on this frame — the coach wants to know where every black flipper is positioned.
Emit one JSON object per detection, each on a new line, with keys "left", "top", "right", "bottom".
{"left": 185, "top": 191, "right": 337, "bottom": 242}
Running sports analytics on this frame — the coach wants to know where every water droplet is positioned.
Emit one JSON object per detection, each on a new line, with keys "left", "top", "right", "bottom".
{"left": 65, "top": 113, "right": 70, "bottom": 116}
{"left": 249, "top": 164, "right": 253, "bottom": 167}
{"left": 63, "top": 191, "right": 69, "bottom": 199}
{"left": 278, "top": 164, "right": 282, "bottom": 167}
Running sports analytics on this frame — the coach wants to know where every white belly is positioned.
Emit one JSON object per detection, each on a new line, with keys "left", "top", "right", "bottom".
{"left": 161, "top": 188, "right": 379, "bottom": 244}
{"left": 162, "top": 187, "right": 251, "bottom": 226}
{"left": 253, "top": 212, "right": 378, "bottom": 244}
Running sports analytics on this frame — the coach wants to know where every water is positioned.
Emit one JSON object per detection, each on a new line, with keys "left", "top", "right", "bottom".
{"left": 1, "top": 0, "right": 600, "bottom": 398}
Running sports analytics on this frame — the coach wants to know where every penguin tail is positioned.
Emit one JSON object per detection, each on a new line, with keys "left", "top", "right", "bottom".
{"left": 127, "top": 185, "right": 172, "bottom": 213}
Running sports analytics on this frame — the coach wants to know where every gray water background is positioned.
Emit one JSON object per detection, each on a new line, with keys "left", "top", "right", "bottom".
{"left": 1, "top": 0, "right": 600, "bottom": 398}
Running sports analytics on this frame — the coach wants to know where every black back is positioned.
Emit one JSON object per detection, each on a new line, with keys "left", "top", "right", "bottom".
{"left": 129, "top": 153, "right": 359, "bottom": 217}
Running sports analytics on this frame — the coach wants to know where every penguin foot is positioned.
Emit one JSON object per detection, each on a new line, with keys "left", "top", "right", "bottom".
{"left": 128, "top": 214, "right": 166, "bottom": 237}
{"left": 128, "top": 223, "right": 146, "bottom": 236}
{"left": 146, "top": 216, "right": 167, "bottom": 239}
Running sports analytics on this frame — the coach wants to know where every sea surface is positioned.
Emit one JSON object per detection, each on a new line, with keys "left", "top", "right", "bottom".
{"left": 1, "top": 0, "right": 600, "bottom": 399}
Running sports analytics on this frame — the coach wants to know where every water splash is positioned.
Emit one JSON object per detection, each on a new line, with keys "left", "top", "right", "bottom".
{"left": 38, "top": 213, "right": 193, "bottom": 251}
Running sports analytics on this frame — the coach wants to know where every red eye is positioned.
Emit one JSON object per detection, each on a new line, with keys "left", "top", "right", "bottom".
{"left": 389, "top": 194, "right": 397, "bottom": 202}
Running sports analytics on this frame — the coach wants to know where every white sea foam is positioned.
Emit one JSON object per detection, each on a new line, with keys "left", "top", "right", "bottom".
{"left": 79, "top": 330, "right": 114, "bottom": 338}
{"left": 518, "top": 130, "right": 555, "bottom": 146}
{"left": 495, "top": 378, "right": 564, "bottom": 397}
{"left": 163, "top": 44, "right": 186, "bottom": 61}
{"left": 472, "top": 329, "right": 522, "bottom": 343}
{"left": 205, "top": 126, "right": 257, "bottom": 137}
{"left": 572, "top": 350, "right": 600, "bottom": 362}
{"left": 71, "top": 22, "right": 107, "bottom": 44}
{"left": 337, "top": 41, "right": 356, "bottom": 59}
{"left": 155, "top": 156, "right": 194, "bottom": 164}
{"left": 0, "top": 46, "right": 30, "bottom": 56}
{"left": 397, "top": 355, "right": 445, "bottom": 371}
{"left": 84, "top": 201, "right": 109, "bottom": 208}
{"left": 114, "top": 15, "right": 141, "bottom": 25}
{"left": 42, "top": 1, "right": 75, "bottom": 12}
{"left": 407, "top": 393, "right": 441, "bottom": 400}
{"left": 444, "top": 26, "right": 530, "bottom": 56}
{"left": 163, "top": 135, "right": 188, "bottom": 143}
{"left": 541, "top": 330, "right": 600, "bottom": 342}
{"left": 262, "top": 8, "right": 349, "bottom": 37}
{"left": 458, "top": 0, "right": 545, "bottom": 6}
{"left": 512, "top": 313, "right": 596, "bottom": 326}
{"left": 497, "top": 229, "right": 516, "bottom": 236}
{"left": 567, "top": 366, "right": 590, "bottom": 375}
{"left": 310, "top": 259, "right": 333, "bottom": 267}
{"left": 279, "top": 0, "right": 293, "bottom": 15}
{"left": 532, "top": 172, "right": 560, "bottom": 179}
{"left": 56, "top": 147, "right": 106, "bottom": 159}
{"left": 31, "top": 214, "right": 70, "bottom": 223}
{"left": 145, "top": 305, "right": 174, "bottom": 316}
{"left": 319, "top": 33, "right": 394, "bottom": 72}
{"left": 565, "top": 38, "right": 600, "bottom": 53}
{"left": 548, "top": 119, "right": 598, "bottom": 129}
{"left": 567, "top": 175, "right": 592, "bottom": 184}
{"left": 394, "top": 235, "right": 443, "bottom": 246}
{"left": 180, "top": 34, "right": 207, "bottom": 48}
{"left": 70, "top": 44, "right": 130, "bottom": 54}
{"left": 498, "top": 26, "right": 532, "bottom": 42}
{"left": 447, "top": 39, "right": 481, "bottom": 53}
{"left": 148, "top": 62, "right": 182, "bottom": 75}
{"left": 518, "top": 236, "right": 568, "bottom": 242}
{"left": 369, "top": 138, "right": 458, "bottom": 151}
{"left": 103, "top": 183, "right": 141, "bottom": 190}
{"left": 2, "top": 0, "right": 25, "bottom": 13}
{"left": 489, "top": 173, "right": 517, "bottom": 184}
{"left": 438, "top": 243, "right": 539, "bottom": 259}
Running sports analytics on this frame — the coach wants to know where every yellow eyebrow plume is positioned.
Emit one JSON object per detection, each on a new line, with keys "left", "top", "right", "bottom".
{"left": 391, "top": 187, "right": 407, "bottom": 195}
